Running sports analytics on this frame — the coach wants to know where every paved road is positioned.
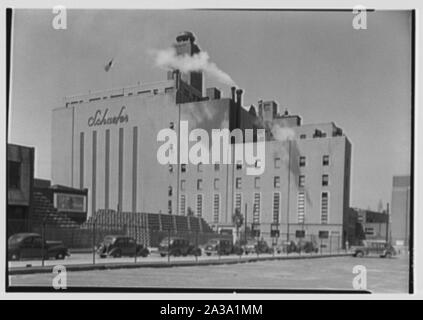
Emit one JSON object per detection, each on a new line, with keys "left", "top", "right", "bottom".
{"left": 9, "top": 254, "right": 410, "bottom": 293}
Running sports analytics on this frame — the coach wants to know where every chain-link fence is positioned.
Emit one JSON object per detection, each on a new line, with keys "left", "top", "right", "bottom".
{"left": 7, "top": 218, "right": 346, "bottom": 267}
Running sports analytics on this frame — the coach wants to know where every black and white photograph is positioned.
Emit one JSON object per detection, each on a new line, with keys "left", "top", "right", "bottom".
{"left": 4, "top": 3, "right": 416, "bottom": 298}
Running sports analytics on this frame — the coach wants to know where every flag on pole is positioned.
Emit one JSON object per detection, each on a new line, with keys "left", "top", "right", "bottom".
{"left": 104, "top": 58, "right": 114, "bottom": 72}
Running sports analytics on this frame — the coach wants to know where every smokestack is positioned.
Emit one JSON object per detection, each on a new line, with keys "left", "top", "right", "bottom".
{"left": 236, "top": 89, "right": 243, "bottom": 106}
{"left": 231, "top": 86, "right": 236, "bottom": 102}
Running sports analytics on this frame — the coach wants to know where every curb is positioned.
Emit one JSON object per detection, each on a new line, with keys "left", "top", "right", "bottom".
{"left": 8, "top": 253, "right": 352, "bottom": 275}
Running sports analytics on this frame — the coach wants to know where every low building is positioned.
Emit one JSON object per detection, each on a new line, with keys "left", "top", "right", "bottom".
{"left": 7, "top": 144, "right": 35, "bottom": 235}
{"left": 391, "top": 175, "right": 411, "bottom": 246}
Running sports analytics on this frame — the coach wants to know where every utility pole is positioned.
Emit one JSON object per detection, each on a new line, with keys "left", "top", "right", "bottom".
{"left": 244, "top": 203, "right": 247, "bottom": 245}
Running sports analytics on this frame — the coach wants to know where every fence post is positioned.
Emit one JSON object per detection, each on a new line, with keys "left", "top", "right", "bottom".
{"left": 167, "top": 228, "right": 171, "bottom": 264}
{"left": 195, "top": 230, "right": 199, "bottom": 263}
{"left": 41, "top": 221, "right": 46, "bottom": 267}
{"left": 92, "top": 222, "right": 96, "bottom": 265}
{"left": 134, "top": 226, "right": 138, "bottom": 264}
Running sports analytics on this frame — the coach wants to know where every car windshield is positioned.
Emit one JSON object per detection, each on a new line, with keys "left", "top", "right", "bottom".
{"left": 160, "top": 238, "right": 173, "bottom": 246}
{"left": 8, "top": 234, "right": 26, "bottom": 245}
{"left": 208, "top": 239, "right": 219, "bottom": 245}
{"left": 103, "top": 236, "right": 115, "bottom": 244}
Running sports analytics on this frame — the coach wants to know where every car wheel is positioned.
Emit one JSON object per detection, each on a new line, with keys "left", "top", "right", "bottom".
{"left": 174, "top": 250, "right": 181, "bottom": 257}
{"left": 356, "top": 251, "right": 364, "bottom": 258}
{"left": 10, "top": 252, "right": 20, "bottom": 261}
{"left": 113, "top": 250, "right": 122, "bottom": 258}
{"left": 160, "top": 253, "right": 166, "bottom": 257}
{"left": 385, "top": 252, "right": 392, "bottom": 259}
{"left": 56, "top": 252, "right": 65, "bottom": 260}
{"left": 206, "top": 252, "right": 211, "bottom": 256}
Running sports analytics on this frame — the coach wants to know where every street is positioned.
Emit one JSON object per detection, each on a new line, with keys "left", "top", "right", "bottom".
{"left": 9, "top": 254, "right": 410, "bottom": 293}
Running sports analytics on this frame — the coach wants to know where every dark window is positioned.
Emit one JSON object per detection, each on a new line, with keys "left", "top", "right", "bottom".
{"left": 323, "top": 155, "right": 329, "bottom": 166}
{"left": 197, "top": 179, "right": 202, "bottom": 190}
{"left": 8, "top": 161, "right": 21, "bottom": 189}
{"left": 322, "top": 174, "right": 329, "bottom": 186}
{"left": 197, "top": 163, "right": 202, "bottom": 172}
{"left": 168, "top": 164, "right": 173, "bottom": 173}
{"left": 214, "top": 163, "right": 220, "bottom": 171}
{"left": 274, "top": 176, "right": 280, "bottom": 188}
{"left": 299, "top": 175, "right": 305, "bottom": 187}
{"left": 169, "top": 122, "right": 174, "bottom": 129}
{"left": 274, "top": 157, "right": 281, "bottom": 169}
{"left": 299, "top": 156, "right": 306, "bottom": 167}
{"left": 168, "top": 186, "right": 173, "bottom": 197}
{"left": 300, "top": 134, "right": 306, "bottom": 139}
{"left": 236, "top": 177, "right": 242, "bottom": 189}
{"left": 254, "top": 177, "right": 260, "bottom": 189}
{"left": 181, "top": 164, "right": 186, "bottom": 173}
{"left": 236, "top": 162, "right": 242, "bottom": 170}
{"left": 214, "top": 178, "right": 219, "bottom": 190}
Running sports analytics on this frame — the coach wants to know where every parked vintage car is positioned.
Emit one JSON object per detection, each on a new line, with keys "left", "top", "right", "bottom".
{"left": 242, "top": 239, "right": 272, "bottom": 255}
{"left": 97, "top": 235, "right": 149, "bottom": 258}
{"left": 296, "top": 240, "right": 319, "bottom": 253}
{"left": 352, "top": 240, "right": 396, "bottom": 258}
{"left": 158, "top": 237, "right": 201, "bottom": 257}
{"left": 275, "top": 240, "right": 298, "bottom": 254}
{"left": 204, "top": 238, "right": 243, "bottom": 256}
{"left": 8, "top": 233, "right": 70, "bottom": 261}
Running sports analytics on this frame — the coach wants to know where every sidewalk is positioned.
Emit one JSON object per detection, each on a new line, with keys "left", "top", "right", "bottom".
{"left": 8, "top": 252, "right": 352, "bottom": 275}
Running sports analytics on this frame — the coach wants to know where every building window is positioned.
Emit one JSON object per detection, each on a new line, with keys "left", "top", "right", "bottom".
{"left": 168, "top": 164, "right": 173, "bottom": 173}
{"left": 168, "top": 186, "right": 173, "bottom": 197}
{"left": 299, "top": 156, "right": 306, "bottom": 167}
{"left": 236, "top": 177, "right": 242, "bottom": 189}
{"left": 274, "top": 157, "right": 281, "bottom": 169}
{"left": 181, "top": 164, "right": 186, "bottom": 173}
{"left": 300, "top": 134, "right": 306, "bottom": 139}
{"left": 236, "top": 162, "right": 242, "bottom": 170}
{"left": 214, "top": 163, "right": 220, "bottom": 171}
{"left": 322, "top": 174, "right": 329, "bottom": 186}
{"left": 153, "top": 89, "right": 158, "bottom": 95}
{"left": 235, "top": 193, "right": 242, "bottom": 213}
{"left": 323, "top": 155, "right": 329, "bottom": 166}
{"left": 168, "top": 200, "right": 172, "bottom": 214}
{"left": 321, "top": 192, "right": 329, "bottom": 224}
{"left": 197, "top": 179, "right": 202, "bottom": 190}
{"left": 297, "top": 192, "right": 305, "bottom": 224}
{"left": 254, "top": 177, "right": 260, "bottom": 189}
{"left": 180, "top": 195, "right": 186, "bottom": 215}
{"left": 365, "top": 227, "right": 374, "bottom": 236}
{"left": 299, "top": 175, "right": 305, "bottom": 188}
{"left": 7, "top": 161, "right": 21, "bottom": 189}
{"left": 213, "top": 194, "right": 220, "bottom": 223}
{"left": 253, "top": 193, "right": 261, "bottom": 224}
{"left": 273, "top": 192, "right": 281, "bottom": 224}
{"left": 197, "top": 163, "right": 202, "bottom": 172}
{"left": 318, "top": 231, "right": 329, "bottom": 239}
{"left": 196, "top": 194, "right": 203, "bottom": 217}
{"left": 274, "top": 176, "right": 280, "bottom": 188}
{"left": 169, "top": 122, "right": 174, "bottom": 129}
{"left": 212, "top": 178, "right": 220, "bottom": 190}
{"left": 181, "top": 180, "right": 186, "bottom": 191}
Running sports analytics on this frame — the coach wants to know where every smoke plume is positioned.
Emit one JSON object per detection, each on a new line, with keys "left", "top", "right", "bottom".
{"left": 152, "top": 47, "right": 236, "bottom": 87}
{"left": 270, "top": 123, "right": 295, "bottom": 142}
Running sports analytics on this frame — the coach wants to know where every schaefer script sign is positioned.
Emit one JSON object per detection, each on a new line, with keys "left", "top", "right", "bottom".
{"left": 88, "top": 106, "right": 128, "bottom": 127}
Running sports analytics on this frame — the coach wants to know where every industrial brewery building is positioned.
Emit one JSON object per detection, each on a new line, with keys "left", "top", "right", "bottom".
{"left": 51, "top": 32, "right": 352, "bottom": 245}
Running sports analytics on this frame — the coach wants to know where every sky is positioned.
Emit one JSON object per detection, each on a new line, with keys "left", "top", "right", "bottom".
{"left": 9, "top": 9, "right": 412, "bottom": 211}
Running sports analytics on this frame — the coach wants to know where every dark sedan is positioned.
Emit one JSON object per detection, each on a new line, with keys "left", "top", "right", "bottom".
{"left": 97, "top": 235, "right": 149, "bottom": 258}
{"left": 8, "top": 233, "right": 70, "bottom": 261}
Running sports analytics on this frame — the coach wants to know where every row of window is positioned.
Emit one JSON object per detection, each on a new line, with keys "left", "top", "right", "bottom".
{"left": 170, "top": 191, "right": 330, "bottom": 225}
{"left": 173, "top": 174, "right": 330, "bottom": 192}
{"left": 169, "top": 154, "right": 331, "bottom": 174}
